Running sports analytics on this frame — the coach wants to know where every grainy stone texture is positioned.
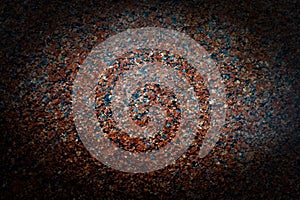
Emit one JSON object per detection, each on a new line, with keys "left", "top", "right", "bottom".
{"left": 1, "top": 0, "right": 299, "bottom": 199}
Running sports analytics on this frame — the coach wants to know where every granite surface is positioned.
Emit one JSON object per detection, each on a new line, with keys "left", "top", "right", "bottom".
{"left": 1, "top": 0, "right": 299, "bottom": 199}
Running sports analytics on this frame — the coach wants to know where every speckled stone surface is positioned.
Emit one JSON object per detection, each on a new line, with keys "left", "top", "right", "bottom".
{"left": 1, "top": 0, "right": 299, "bottom": 199}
